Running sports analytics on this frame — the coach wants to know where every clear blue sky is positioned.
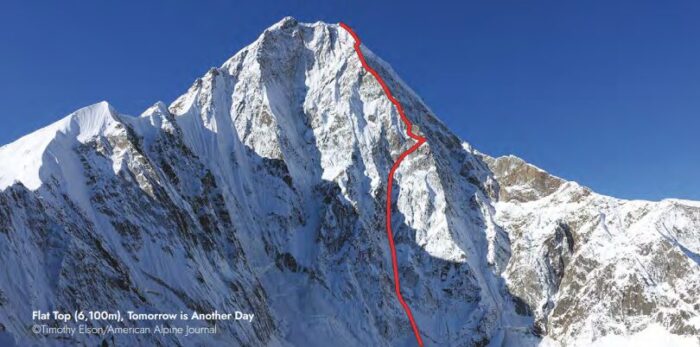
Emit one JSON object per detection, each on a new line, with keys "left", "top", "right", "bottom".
{"left": 1, "top": 1, "right": 698, "bottom": 201}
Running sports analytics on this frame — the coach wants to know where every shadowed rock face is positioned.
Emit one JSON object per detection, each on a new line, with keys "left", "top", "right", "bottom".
{"left": 0, "top": 17, "right": 698, "bottom": 347}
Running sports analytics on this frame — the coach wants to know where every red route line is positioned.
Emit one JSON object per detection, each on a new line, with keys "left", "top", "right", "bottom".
{"left": 339, "top": 22, "right": 427, "bottom": 347}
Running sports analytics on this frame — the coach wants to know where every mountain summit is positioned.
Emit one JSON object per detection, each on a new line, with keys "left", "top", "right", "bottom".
{"left": 0, "top": 18, "right": 698, "bottom": 347}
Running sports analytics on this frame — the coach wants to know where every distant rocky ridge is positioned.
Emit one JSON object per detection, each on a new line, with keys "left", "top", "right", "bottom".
{"left": 483, "top": 154, "right": 700, "bottom": 345}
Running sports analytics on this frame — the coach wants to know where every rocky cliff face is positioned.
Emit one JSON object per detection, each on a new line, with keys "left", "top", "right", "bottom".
{"left": 0, "top": 18, "right": 698, "bottom": 347}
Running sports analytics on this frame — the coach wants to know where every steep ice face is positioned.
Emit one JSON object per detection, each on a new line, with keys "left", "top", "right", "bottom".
{"left": 0, "top": 17, "right": 698, "bottom": 347}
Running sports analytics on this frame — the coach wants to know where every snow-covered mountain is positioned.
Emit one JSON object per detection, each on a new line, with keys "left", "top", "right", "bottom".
{"left": 0, "top": 17, "right": 698, "bottom": 346}
{"left": 483, "top": 155, "right": 700, "bottom": 346}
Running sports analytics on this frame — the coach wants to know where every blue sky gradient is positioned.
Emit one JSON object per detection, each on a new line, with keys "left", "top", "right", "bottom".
{"left": 1, "top": 1, "right": 698, "bottom": 200}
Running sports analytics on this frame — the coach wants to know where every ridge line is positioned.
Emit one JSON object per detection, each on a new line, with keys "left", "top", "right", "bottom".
{"left": 339, "top": 22, "right": 427, "bottom": 347}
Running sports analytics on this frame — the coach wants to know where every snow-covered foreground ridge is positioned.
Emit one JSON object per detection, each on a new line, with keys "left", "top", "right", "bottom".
{"left": 0, "top": 17, "right": 698, "bottom": 347}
